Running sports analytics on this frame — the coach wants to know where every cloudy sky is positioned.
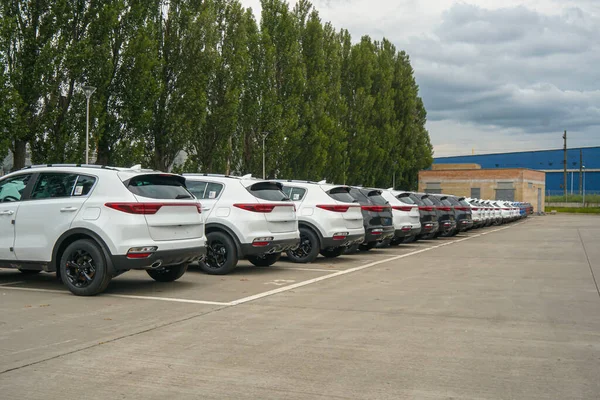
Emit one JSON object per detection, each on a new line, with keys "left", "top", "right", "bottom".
{"left": 240, "top": 0, "right": 600, "bottom": 157}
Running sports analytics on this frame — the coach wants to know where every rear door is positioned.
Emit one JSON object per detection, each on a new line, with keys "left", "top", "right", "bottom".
{"left": 123, "top": 174, "right": 203, "bottom": 241}
{"left": 0, "top": 174, "right": 33, "bottom": 261}
{"left": 247, "top": 181, "right": 296, "bottom": 234}
{"left": 14, "top": 172, "right": 91, "bottom": 261}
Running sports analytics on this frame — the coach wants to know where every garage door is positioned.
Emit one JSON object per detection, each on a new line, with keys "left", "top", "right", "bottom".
{"left": 495, "top": 189, "right": 515, "bottom": 201}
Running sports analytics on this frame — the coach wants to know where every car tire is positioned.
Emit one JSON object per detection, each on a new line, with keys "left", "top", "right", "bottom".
{"left": 286, "top": 228, "right": 320, "bottom": 263}
{"left": 18, "top": 269, "right": 41, "bottom": 275}
{"left": 146, "top": 263, "right": 188, "bottom": 282}
{"left": 319, "top": 247, "right": 344, "bottom": 258}
{"left": 199, "top": 231, "right": 238, "bottom": 275}
{"left": 247, "top": 253, "right": 281, "bottom": 267}
{"left": 59, "top": 239, "right": 112, "bottom": 296}
{"left": 359, "top": 242, "right": 377, "bottom": 251}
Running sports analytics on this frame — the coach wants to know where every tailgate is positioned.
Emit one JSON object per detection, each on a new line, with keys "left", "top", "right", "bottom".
{"left": 123, "top": 173, "right": 204, "bottom": 241}
{"left": 142, "top": 202, "right": 203, "bottom": 241}
{"left": 264, "top": 204, "right": 297, "bottom": 233}
{"left": 342, "top": 205, "right": 363, "bottom": 229}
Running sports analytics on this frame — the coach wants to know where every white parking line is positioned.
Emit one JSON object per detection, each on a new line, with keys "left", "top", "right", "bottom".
{"left": 229, "top": 222, "right": 525, "bottom": 306}
{"left": 0, "top": 281, "right": 24, "bottom": 286}
{"left": 0, "top": 285, "right": 231, "bottom": 306}
{"left": 259, "top": 266, "right": 342, "bottom": 272}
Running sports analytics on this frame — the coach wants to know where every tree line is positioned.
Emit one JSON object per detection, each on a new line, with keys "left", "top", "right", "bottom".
{"left": 0, "top": 0, "right": 433, "bottom": 189}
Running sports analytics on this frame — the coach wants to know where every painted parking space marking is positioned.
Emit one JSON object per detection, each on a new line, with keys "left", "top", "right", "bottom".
{"left": 0, "top": 281, "right": 24, "bottom": 286}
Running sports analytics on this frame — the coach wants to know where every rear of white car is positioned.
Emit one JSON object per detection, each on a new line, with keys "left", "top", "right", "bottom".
{"left": 0, "top": 165, "right": 206, "bottom": 296}
{"left": 280, "top": 181, "right": 364, "bottom": 262}
{"left": 184, "top": 175, "right": 299, "bottom": 274}
{"left": 382, "top": 189, "right": 421, "bottom": 243}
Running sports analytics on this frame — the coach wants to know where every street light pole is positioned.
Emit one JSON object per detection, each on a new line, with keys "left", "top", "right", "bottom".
{"left": 582, "top": 166, "right": 586, "bottom": 206}
{"left": 261, "top": 131, "right": 270, "bottom": 179}
{"left": 82, "top": 85, "right": 96, "bottom": 164}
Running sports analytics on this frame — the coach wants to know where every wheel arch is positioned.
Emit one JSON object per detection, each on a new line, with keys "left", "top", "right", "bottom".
{"left": 51, "top": 228, "right": 115, "bottom": 274}
{"left": 205, "top": 223, "right": 243, "bottom": 256}
{"left": 298, "top": 221, "right": 323, "bottom": 248}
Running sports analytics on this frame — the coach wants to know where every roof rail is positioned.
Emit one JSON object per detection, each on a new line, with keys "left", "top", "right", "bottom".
{"left": 22, "top": 164, "right": 121, "bottom": 171}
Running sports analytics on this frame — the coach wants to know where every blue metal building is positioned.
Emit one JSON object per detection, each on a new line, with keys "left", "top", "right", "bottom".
{"left": 433, "top": 146, "right": 600, "bottom": 196}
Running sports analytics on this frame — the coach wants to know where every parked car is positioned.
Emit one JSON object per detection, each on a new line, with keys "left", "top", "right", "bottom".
{"left": 380, "top": 189, "right": 422, "bottom": 245}
{"left": 278, "top": 180, "right": 364, "bottom": 262}
{"left": 442, "top": 195, "right": 474, "bottom": 232}
{"left": 0, "top": 165, "right": 206, "bottom": 296}
{"left": 465, "top": 198, "right": 482, "bottom": 228}
{"left": 401, "top": 192, "right": 440, "bottom": 240}
{"left": 423, "top": 194, "right": 457, "bottom": 237}
{"left": 348, "top": 187, "right": 395, "bottom": 250}
{"left": 184, "top": 174, "right": 299, "bottom": 274}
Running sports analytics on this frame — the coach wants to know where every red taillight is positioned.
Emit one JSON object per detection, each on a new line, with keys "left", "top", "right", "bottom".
{"left": 502, "top": 208, "right": 510, "bottom": 210}
{"left": 419, "top": 206, "right": 434, "bottom": 212}
{"left": 455, "top": 206, "right": 468, "bottom": 211}
{"left": 234, "top": 203, "right": 295, "bottom": 213}
{"left": 437, "top": 206, "right": 452, "bottom": 211}
{"left": 105, "top": 202, "right": 201, "bottom": 214}
{"left": 472, "top": 207, "right": 479, "bottom": 211}
{"left": 361, "top": 205, "right": 390, "bottom": 212}
{"left": 317, "top": 204, "right": 357, "bottom": 212}
{"left": 392, "top": 206, "right": 414, "bottom": 212}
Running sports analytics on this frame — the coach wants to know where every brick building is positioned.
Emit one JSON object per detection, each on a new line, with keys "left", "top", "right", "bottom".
{"left": 418, "top": 164, "right": 546, "bottom": 212}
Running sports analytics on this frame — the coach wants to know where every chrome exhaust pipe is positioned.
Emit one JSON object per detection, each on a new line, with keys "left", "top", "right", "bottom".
{"left": 150, "top": 260, "right": 163, "bottom": 269}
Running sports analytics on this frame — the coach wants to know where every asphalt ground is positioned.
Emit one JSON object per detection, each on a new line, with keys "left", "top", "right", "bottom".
{"left": 1, "top": 214, "right": 599, "bottom": 399}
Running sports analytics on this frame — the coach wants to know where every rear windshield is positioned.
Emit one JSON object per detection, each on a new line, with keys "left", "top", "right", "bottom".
{"left": 459, "top": 200, "right": 471, "bottom": 207}
{"left": 443, "top": 197, "right": 460, "bottom": 205}
{"left": 248, "top": 182, "right": 289, "bottom": 202}
{"left": 326, "top": 186, "right": 356, "bottom": 203}
{"left": 126, "top": 174, "right": 193, "bottom": 199}
{"left": 421, "top": 197, "right": 435, "bottom": 206}
{"left": 365, "top": 190, "right": 388, "bottom": 206}
{"left": 441, "top": 199, "right": 453, "bottom": 206}
{"left": 408, "top": 194, "right": 423, "bottom": 205}
{"left": 397, "top": 193, "right": 415, "bottom": 205}
{"left": 426, "top": 196, "right": 442, "bottom": 205}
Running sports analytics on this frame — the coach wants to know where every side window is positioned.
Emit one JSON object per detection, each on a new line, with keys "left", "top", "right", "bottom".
{"left": 30, "top": 173, "right": 78, "bottom": 200}
{"left": 0, "top": 174, "right": 32, "bottom": 202}
{"left": 186, "top": 181, "right": 207, "bottom": 199}
{"left": 289, "top": 187, "right": 306, "bottom": 201}
{"left": 72, "top": 175, "right": 97, "bottom": 196}
{"left": 282, "top": 186, "right": 305, "bottom": 201}
{"left": 204, "top": 182, "right": 223, "bottom": 199}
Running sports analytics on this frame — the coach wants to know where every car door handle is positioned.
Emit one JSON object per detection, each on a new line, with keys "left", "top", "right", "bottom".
{"left": 60, "top": 207, "right": 78, "bottom": 212}
{"left": 0, "top": 210, "right": 14, "bottom": 215}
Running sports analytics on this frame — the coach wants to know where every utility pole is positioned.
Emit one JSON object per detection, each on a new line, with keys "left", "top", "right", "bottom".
{"left": 579, "top": 149, "right": 583, "bottom": 195}
{"left": 562, "top": 130, "right": 567, "bottom": 201}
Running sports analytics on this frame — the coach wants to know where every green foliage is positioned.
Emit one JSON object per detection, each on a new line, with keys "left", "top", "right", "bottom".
{"left": 0, "top": 0, "right": 433, "bottom": 187}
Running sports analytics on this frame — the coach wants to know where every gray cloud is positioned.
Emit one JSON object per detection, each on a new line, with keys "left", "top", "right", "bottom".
{"left": 406, "top": 3, "right": 600, "bottom": 152}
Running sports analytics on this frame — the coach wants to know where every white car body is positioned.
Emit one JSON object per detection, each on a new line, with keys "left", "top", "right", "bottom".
{"left": 184, "top": 174, "right": 300, "bottom": 272}
{"left": 280, "top": 181, "right": 364, "bottom": 246}
{"left": 382, "top": 189, "right": 422, "bottom": 240}
{"left": 0, "top": 165, "right": 206, "bottom": 295}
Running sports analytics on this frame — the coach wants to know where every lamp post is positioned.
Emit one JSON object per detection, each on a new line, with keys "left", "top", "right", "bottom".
{"left": 82, "top": 85, "right": 96, "bottom": 164}
{"left": 261, "top": 131, "right": 270, "bottom": 179}
{"left": 582, "top": 166, "right": 586, "bottom": 206}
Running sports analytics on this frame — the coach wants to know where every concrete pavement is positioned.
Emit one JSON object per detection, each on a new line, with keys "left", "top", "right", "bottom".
{"left": 0, "top": 215, "right": 599, "bottom": 399}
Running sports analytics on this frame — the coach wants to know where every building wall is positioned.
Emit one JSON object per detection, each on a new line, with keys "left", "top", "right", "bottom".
{"left": 418, "top": 168, "right": 546, "bottom": 212}
{"left": 433, "top": 146, "right": 600, "bottom": 194}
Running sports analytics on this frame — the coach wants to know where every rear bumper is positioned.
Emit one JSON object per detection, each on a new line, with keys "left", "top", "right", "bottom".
{"left": 110, "top": 246, "right": 206, "bottom": 272}
{"left": 321, "top": 233, "right": 365, "bottom": 249}
{"left": 419, "top": 221, "right": 439, "bottom": 235}
{"left": 458, "top": 219, "right": 474, "bottom": 231}
{"left": 241, "top": 237, "right": 300, "bottom": 257}
{"left": 364, "top": 226, "right": 395, "bottom": 243}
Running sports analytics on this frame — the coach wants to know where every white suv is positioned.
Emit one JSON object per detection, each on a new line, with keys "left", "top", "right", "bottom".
{"left": 184, "top": 174, "right": 299, "bottom": 274}
{"left": 381, "top": 189, "right": 422, "bottom": 244}
{"left": 0, "top": 165, "right": 206, "bottom": 296}
{"left": 278, "top": 181, "right": 365, "bottom": 262}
